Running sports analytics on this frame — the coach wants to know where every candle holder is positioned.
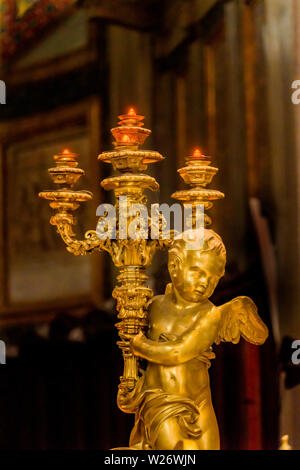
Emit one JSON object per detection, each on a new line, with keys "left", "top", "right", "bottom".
{"left": 172, "top": 148, "right": 224, "bottom": 227}
{"left": 39, "top": 110, "right": 268, "bottom": 450}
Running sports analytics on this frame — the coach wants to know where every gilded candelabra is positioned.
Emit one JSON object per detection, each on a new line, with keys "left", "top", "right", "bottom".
{"left": 39, "top": 109, "right": 268, "bottom": 450}
{"left": 39, "top": 109, "right": 168, "bottom": 391}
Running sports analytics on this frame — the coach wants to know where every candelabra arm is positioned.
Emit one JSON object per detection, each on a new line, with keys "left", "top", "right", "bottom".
{"left": 38, "top": 149, "right": 112, "bottom": 257}
{"left": 50, "top": 211, "right": 111, "bottom": 256}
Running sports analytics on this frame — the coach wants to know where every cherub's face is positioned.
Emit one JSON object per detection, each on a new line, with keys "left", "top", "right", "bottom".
{"left": 169, "top": 249, "right": 225, "bottom": 303}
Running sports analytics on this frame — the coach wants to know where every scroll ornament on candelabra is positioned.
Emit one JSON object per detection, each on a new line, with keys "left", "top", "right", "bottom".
{"left": 39, "top": 109, "right": 268, "bottom": 450}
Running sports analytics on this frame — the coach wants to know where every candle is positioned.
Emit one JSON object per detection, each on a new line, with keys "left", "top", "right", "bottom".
{"left": 192, "top": 148, "right": 202, "bottom": 159}
{"left": 128, "top": 107, "right": 136, "bottom": 116}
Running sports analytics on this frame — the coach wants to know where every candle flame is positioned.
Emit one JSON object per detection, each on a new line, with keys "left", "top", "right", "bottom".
{"left": 122, "top": 134, "right": 130, "bottom": 142}
{"left": 62, "top": 148, "right": 71, "bottom": 155}
{"left": 128, "top": 107, "right": 136, "bottom": 116}
{"left": 192, "top": 148, "right": 202, "bottom": 158}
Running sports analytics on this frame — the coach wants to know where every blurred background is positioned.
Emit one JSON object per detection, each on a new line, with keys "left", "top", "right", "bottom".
{"left": 0, "top": 0, "right": 299, "bottom": 450}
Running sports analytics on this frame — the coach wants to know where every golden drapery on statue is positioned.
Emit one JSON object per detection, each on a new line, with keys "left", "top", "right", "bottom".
{"left": 39, "top": 109, "right": 268, "bottom": 450}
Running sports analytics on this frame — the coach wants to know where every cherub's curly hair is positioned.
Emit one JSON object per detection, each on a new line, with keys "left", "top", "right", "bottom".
{"left": 168, "top": 228, "right": 226, "bottom": 261}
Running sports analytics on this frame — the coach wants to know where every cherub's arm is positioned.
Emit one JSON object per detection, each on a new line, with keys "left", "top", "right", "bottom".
{"left": 131, "top": 307, "right": 221, "bottom": 366}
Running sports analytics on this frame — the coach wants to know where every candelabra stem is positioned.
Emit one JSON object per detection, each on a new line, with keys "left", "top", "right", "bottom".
{"left": 113, "top": 266, "right": 153, "bottom": 391}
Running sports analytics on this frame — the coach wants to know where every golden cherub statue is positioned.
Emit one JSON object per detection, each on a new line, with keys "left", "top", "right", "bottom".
{"left": 118, "top": 229, "right": 268, "bottom": 450}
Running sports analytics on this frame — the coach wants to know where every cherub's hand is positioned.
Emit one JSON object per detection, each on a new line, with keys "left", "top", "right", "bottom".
{"left": 118, "top": 330, "right": 146, "bottom": 354}
{"left": 118, "top": 331, "right": 131, "bottom": 342}
{"left": 158, "top": 333, "right": 178, "bottom": 342}
{"left": 131, "top": 330, "right": 145, "bottom": 354}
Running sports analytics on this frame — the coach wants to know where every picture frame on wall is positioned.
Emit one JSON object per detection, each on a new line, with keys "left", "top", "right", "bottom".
{"left": 0, "top": 97, "right": 104, "bottom": 325}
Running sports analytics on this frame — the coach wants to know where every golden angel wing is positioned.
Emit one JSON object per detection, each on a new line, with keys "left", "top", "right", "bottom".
{"left": 215, "top": 296, "right": 268, "bottom": 346}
